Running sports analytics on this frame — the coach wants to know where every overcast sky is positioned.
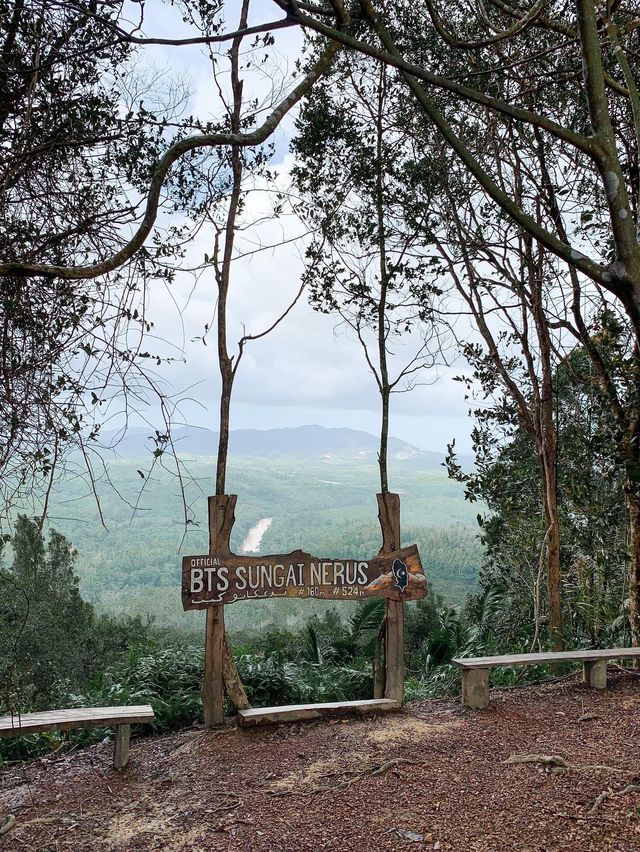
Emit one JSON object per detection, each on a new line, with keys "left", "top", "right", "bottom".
{"left": 117, "top": 1, "right": 477, "bottom": 453}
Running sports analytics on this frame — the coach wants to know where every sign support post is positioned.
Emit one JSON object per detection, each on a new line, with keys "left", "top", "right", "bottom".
{"left": 203, "top": 495, "right": 236, "bottom": 727}
{"left": 203, "top": 606, "right": 225, "bottom": 727}
{"left": 378, "top": 493, "right": 404, "bottom": 703}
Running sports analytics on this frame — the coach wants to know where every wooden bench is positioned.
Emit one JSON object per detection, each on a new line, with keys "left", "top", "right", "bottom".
{"left": 453, "top": 648, "right": 640, "bottom": 709}
{"left": 0, "top": 705, "right": 155, "bottom": 769}
{"left": 238, "top": 698, "right": 401, "bottom": 728}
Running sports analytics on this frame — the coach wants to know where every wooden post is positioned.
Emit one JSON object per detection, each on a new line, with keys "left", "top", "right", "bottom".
{"left": 377, "top": 493, "right": 404, "bottom": 703}
{"left": 113, "top": 724, "right": 131, "bottom": 770}
{"left": 203, "top": 495, "right": 235, "bottom": 727}
{"left": 203, "top": 606, "right": 225, "bottom": 726}
{"left": 385, "top": 600, "right": 404, "bottom": 702}
{"left": 192, "top": 492, "right": 422, "bottom": 720}
{"left": 461, "top": 668, "right": 490, "bottom": 709}
{"left": 583, "top": 659, "right": 607, "bottom": 690}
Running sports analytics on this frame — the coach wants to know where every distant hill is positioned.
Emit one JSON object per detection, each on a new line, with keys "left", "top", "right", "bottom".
{"left": 97, "top": 424, "right": 465, "bottom": 469}
{"left": 34, "top": 425, "right": 481, "bottom": 629}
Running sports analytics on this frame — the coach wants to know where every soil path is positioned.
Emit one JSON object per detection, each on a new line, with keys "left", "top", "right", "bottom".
{"left": 2, "top": 672, "right": 640, "bottom": 851}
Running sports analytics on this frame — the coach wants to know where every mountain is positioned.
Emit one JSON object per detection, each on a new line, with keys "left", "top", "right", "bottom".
{"left": 97, "top": 424, "right": 458, "bottom": 468}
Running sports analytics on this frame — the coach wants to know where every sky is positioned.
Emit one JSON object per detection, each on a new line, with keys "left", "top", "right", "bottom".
{"left": 116, "top": 1, "right": 477, "bottom": 454}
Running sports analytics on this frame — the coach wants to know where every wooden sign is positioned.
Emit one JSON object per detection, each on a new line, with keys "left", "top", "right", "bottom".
{"left": 182, "top": 544, "right": 426, "bottom": 610}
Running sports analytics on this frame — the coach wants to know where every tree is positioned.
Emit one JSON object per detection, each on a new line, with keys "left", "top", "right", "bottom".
{"left": 425, "top": 125, "right": 571, "bottom": 649}
{"left": 554, "top": 336, "right": 630, "bottom": 645}
{"left": 168, "top": 0, "right": 327, "bottom": 724}
{"left": 0, "top": 516, "right": 94, "bottom": 710}
{"left": 0, "top": 0, "right": 338, "bottom": 524}
{"left": 456, "top": 331, "right": 630, "bottom": 651}
{"left": 0, "top": 0, "right": 199, "bottom": 521}
{"left": 0, "top": 3, "right": 338, "bottom": 281}
{"left": 293, "top": 52, "right": 441, "bottom": 494}
{"left": 267, "top": 0, "right": 640, "bottom": 646}
{"left": 276, "top": 1, "right": 640, "bottom": 305}
{"left": 292, "top": 49, "right": 442, "bottom": 697}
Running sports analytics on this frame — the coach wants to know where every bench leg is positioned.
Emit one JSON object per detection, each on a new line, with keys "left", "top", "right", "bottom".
{"left": 461, "top": 668, "right": 490, "bottom": 709}
{"left": 113, "top": 724, "right": 131, "bottom": 770}
{"left": 583, "top": 660, "right": 607, "bottom": 690}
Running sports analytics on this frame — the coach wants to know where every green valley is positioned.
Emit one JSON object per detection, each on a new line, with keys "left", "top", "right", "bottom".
{"left": 38, "top": 427, "right": 483, "bottom": 634}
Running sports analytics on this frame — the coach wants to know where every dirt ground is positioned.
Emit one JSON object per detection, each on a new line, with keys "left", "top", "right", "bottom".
{"left": 2, "top": 670, "right": 640, "bottom": 851}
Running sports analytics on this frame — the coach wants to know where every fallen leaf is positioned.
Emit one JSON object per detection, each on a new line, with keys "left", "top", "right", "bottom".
{"left": 578, "top": 713, "right": 601, "bottom": 723}
{"left": 393, "top": 828, "right": 424, "bottom": 842}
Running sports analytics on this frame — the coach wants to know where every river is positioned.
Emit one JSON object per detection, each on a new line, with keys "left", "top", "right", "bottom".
{"left": 240, "top": 517, "right": 273, "bottom": 554}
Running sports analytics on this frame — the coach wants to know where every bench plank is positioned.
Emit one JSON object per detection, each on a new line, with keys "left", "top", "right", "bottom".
{"left": 453, "top": 647, "right": 640, "bottom": 669}
{"left": 0, "top": 705, "right": 154, "bottom": 737}
{"left": 238, "top": 698, "right": 400, "bottom": 728}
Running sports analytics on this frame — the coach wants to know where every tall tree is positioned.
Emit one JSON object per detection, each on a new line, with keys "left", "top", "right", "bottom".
{"left": 0, "top": 516, "right": 94, "bottom": 710}
{"left": 293, "top": 54, "right": 440, "bottom": 495}
{"left": 0, "top": 0, "right": 200, "bottom": 521}
{"left": 0, "top": 0, "right": 338, "bottom": 519}
{"left": 174, "top": 0, "right": 330, "bottom": 724}
{"left": 293, "top": 50, "right": 441, "bottom": 697}
{"left": 463, "top": 333, "right": 629, "bottom": 650}
{"left": 273, "top": 0, "right": 640, "bottom": 647}
{"left": 426, "top": 126, "right": 571, "bottom": 649}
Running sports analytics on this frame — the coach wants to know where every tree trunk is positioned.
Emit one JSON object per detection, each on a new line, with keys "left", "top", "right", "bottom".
{"left": 541, "top": 447, "right": 563, "bottom": 651}
{"left": 215, "top": 359, "right": 233, "bottom": 495}
{"left": 203, "top": 495, "right": 250, "bottom": 725}
{"left": 378, "top": 387, "right": 390, "bottom": 494}
{"left": 529, "top": 212, "right": 563, "bottom": 652}
{"left": 203, "top": 606, "right": 225, "bottom": 726}
{"left": 223, "top": 632, "right": 250, "bottom": 710}
{"left": 626, "top": 488, "right": 640, "bottom": 648}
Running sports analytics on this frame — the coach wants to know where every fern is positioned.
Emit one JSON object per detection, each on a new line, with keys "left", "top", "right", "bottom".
{"left": 305, "top": 623, "right": 323, "bottom": 664}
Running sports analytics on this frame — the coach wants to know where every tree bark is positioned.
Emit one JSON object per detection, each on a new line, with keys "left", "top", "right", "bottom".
{"left": 203, "top": 606, "right": 225, "bottom": 726}
{"left": 203, "top": 497, "right": 250, "bottom": 725}
{"left": 534, "top": 289, "right": 563, "bottom": 651}
{"left": 541, "top": 453, "right": 563, "bottom": 651}
{"left": 626, "top": 478, "right": 640, "bottom": 649}
{"left": 223, "top": 632, "right": 250, "bottom": 711}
